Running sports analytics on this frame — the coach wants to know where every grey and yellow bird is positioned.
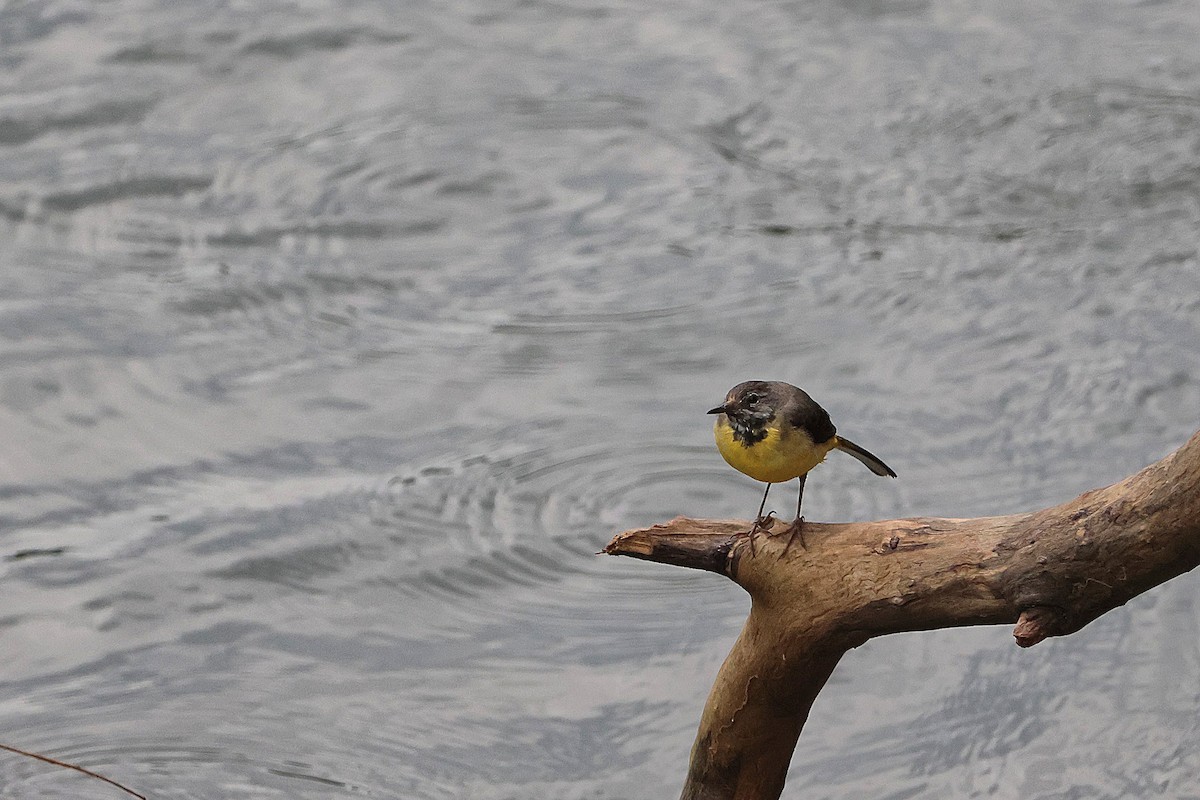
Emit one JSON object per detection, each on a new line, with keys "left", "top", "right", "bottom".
{"left": 708, "top": 380, "right": 895, "bottom": 549}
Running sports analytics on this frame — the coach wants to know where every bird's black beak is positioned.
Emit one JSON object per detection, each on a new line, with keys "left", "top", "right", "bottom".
{"left": 707, "top": 404, "right": 727, "bottom": 415}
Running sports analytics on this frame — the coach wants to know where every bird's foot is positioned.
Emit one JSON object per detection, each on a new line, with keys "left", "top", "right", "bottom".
{"left": 776, "top": 515, "right": 806, "bottom": 556}
{"left": 738, "top": 512, "right": 777, "bottom": 556}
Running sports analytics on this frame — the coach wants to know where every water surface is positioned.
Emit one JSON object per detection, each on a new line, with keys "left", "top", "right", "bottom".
{"left": 1, "top": 1, "right": 1198, "bottom": 798}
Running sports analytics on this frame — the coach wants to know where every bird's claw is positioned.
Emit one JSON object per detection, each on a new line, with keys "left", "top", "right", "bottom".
{"left": 739, "top": 512, "right": 776, "bottom": 556}
{"left": 779, "top": 516, "right": 806, "bottom": 556}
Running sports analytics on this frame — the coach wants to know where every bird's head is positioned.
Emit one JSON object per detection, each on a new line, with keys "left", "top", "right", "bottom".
{"left": 707, "top": 381, "right": 779, "bottom": 427}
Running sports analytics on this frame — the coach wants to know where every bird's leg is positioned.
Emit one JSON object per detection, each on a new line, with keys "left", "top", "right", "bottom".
{"left": 795, "top": 472, "right": 806, "bottom": 524}
{"left": 780, "top": 474, "right": 807, "bottom": 554}
{"left": 753, "top": 483, "right": 772, "bottom": 528}
{"left": 739, "top": 483, "right": 775, "bottom": 556}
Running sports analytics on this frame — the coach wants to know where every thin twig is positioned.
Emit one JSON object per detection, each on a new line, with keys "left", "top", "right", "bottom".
{"left": 0, "top": 741, "right": 147, "bottom": 799}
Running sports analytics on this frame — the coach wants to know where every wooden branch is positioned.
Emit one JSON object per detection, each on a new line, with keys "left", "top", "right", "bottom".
{"left": 0, "top": 742, "right": 146, "bottom": 799}
{"left": 604, "top": 429, "right": 1200, "bottom": 800}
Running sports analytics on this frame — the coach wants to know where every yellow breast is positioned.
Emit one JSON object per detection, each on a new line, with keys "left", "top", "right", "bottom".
{"left": 713, "top": 415, "right": 833, "bottom": 484}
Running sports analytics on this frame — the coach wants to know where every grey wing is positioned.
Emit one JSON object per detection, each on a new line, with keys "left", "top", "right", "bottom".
{"left": 784, "top": 389, "right": 837, "bottom": 445}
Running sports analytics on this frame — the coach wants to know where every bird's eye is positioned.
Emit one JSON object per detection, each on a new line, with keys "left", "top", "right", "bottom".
{"left": 744, "top": 392, "right": 760, "bottom": 405}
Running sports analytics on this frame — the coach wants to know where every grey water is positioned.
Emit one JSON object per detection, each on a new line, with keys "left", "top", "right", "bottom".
{"left": 1, "top": 1, "right": 1198, "bottom": 798}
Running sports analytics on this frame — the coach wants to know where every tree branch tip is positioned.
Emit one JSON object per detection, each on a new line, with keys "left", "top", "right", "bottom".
{"left": 602, "top": 530, "right": 646, "bottom": 556}
{"left": 604, "top": 517, "right": 747, "bottom": 555}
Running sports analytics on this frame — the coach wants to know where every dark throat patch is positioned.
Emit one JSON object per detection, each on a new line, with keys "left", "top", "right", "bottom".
{"left": 729, "top": 415, "right": 769, "bottom": 446}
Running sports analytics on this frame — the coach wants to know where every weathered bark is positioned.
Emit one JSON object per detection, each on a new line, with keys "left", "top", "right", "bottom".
{"left": 604, "top": 429, "right": 1200, "bottom": 800}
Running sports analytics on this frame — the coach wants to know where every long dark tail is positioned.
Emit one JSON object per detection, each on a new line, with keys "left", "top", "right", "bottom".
{"left": 834, "top": 436, "right": 897, "bottom": 477}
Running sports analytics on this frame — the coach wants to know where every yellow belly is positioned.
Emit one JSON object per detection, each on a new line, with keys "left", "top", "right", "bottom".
{"left": 714, "top": 417, "right": 834, "bottom": 484}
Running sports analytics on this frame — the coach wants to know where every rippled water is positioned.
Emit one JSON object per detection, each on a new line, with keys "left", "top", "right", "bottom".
{"left": 1, "top": 1, "right": 1198, "bottom": 798}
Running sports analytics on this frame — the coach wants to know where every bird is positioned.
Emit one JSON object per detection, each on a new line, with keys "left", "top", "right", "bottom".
{"left": 708, "top": 380, "right": 895, "bottom": 552}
